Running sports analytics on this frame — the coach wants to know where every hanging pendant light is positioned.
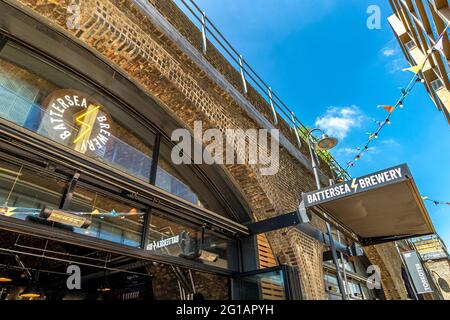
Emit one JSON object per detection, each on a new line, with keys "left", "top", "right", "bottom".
{"left": 0, "top": 269, "right": 13, "bottom": 283}
{"left": 97, "top": 270, "right": 112, "bottom": 293}
{"left": 19, "top": 282, "right": 41, "bottom": 299}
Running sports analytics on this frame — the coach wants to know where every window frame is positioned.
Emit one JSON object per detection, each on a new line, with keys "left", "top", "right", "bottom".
{"left": 0, "top": 36, "right": 246, "bottom": 222}
{"left": 0, "top": 143, "right": 242, "bottom": 275}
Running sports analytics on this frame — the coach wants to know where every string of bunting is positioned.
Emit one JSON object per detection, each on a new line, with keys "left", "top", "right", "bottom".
{"left": 335, "top": 25, "right": 449, "bottom": 181}
{"left": 422, "top": 197, "right": 450, "bottom": 206}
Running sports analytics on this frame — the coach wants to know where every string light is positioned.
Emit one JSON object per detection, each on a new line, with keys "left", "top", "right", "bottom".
{"left": 422, "top": 197, "right": 450, "bottom": 206}
{"left": 338, "top": 25, "right": 450, "bottom": 175}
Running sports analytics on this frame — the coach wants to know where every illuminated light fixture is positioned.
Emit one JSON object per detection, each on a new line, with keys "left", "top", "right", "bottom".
{"left": 416, "top": 77, "right": 425, "bottom": 83}
{"left": 97, "top": 281, "right": 112, "bottom": 292}
{"left": 199, "top": 250, "right": 219, "bottom": 263}
{"left": 316, "top": 134, "right": 338, "bottom": 151}
{"left": 40, "top": 208, "right": 91, "bottom": 228}
{"left": 98, "top": 271, "right": 112, "bottom": 293}
{"left": 20, "top": 282, "right": 41, "bottom": 299}
{"left": 0, "top": 269, "right": 13, "bottom": 283}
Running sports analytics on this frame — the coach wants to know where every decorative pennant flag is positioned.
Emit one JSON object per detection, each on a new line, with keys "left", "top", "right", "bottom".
{"left": 402, "top": 65, "right": 421, "bottom": 74}
{"left": 383, "top": 105, "right": 395, "bottom": 113}
{"left": 421, "top": 196, "right": 429, "bottom": 201}
{"left": 374, "top": 120, "right": 383, "bottom": 126}
{"left": 434, "top": 36, "right": 444, "bottom": 54}
{"left": 91, "top": 209, "right": 100, "bottom": 215}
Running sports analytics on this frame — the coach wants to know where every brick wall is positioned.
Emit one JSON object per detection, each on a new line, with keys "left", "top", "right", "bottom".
{"left": 13, "top": 0, "right": 407, "bottom": 300}
{"left": 426, "top": 259, "right": 450, "bottom": 300}
{"left": 364, "top": 243, "right": 409, "bottom": 300}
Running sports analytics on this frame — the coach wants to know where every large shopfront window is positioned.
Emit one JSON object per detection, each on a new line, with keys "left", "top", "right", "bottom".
{"left": 0, "top": 42, "right": 230, "bottom": 216}
{"left": 0, "top": 158, "right": 145, "bottom": 248}
{"left": 0, "top": 36, "right": 245, "bottom": 278}
{"left": 66, "top": 186, "right": 145, "bottom": 248}
{"left": 147, "top": 212, "right": 234, "bottom": 270}
{"left": 0, "top": 160, "right": 66, "bottom": 219}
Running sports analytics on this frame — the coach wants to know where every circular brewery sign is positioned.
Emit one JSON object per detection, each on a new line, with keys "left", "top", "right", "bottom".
{"left": 42, "top": 89, "right": 112, "bottom": 153}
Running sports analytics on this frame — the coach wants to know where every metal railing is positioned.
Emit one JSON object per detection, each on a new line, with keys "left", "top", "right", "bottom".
{"left": 173, "top": 0, "right": 351, "bottom": 180}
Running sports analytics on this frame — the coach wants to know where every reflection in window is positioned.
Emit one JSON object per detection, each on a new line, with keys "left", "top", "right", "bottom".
{"left": 155, "top": 141, "right": 209, "bottom": 209}
{"left": 156, "top": 158, "right": 202, "bottom": 206}
{"left": 237, "top": 270, "right": 286, "bottom": 300}
{"left": 0, "top": 160, "right": 66, "bottom": 222}
{"left": 147, "top": 213, "right": 231, "bottom": 269}
{"left": 67, "top": 187, "right": 145, "bottom": 248}
{"left": 0, "top": 44, "right": 154, "bottom": 182}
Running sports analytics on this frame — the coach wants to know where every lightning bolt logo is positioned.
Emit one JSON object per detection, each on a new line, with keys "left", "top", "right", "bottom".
{"left": 351, "top": 178, "right": 359, "bottom": 192}
{"left": 73, "top": 105, "right": 100, "bottom": 144}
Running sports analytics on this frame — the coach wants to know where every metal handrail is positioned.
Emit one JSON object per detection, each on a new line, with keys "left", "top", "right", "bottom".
{"left": 173, "top": 0, "right": 351, "bottom": 180}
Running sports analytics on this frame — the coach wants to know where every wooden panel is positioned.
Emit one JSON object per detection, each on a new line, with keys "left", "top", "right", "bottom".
{"left": 257, "top": 233, "right": 285, "bottom": 300}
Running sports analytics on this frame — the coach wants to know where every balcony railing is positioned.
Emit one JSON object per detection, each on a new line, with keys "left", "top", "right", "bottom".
{"left": 172, "top": 0, "right": 351, "bottom": 180}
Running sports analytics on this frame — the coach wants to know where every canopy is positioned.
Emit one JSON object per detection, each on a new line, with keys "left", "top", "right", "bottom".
{"left": 302, "top": 164, "right": 435, "bottom": 246}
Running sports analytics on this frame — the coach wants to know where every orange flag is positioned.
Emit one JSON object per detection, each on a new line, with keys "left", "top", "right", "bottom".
{"left": 380, "top": 105, "right": 395, "bottom": 113}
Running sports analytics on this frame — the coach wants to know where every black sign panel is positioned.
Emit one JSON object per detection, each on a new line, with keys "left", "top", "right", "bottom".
{"left": 402, "top": 250, "right": 433, "bottom": 294}
{"left": 302, "top": 164, "right": 411, "bottom": 207}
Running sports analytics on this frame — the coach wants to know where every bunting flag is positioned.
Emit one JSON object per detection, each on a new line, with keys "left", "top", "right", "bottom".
{"left": 91, "top": 209, "right": 100, "bottom": 215}
{"left": 378, "top": 105, "right": 395, "bottom": 113}
{"left": 336, "top": 24, "right": 450, "bottom": 179}
{"left": 402, "top": 65, "right": 422, "bottom": 74}
{"left": 422, "top": 196, "right": 450, "bottom": 206}
{"left": 434, "top": 36, "right": 444, "bottom": 54}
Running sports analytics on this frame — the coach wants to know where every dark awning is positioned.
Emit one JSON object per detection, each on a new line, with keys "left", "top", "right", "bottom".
{"left": 302, "top": 164, "right": 435, "bottom": 246}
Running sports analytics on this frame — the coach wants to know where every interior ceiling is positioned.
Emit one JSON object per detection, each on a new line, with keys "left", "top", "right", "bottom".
{"left": 0, "top": 229, "right": 140, "bottom": 283}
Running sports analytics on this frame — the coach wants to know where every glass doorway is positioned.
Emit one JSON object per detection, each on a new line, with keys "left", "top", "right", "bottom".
{"left": 232, "top": 266, "right": 302, "bottom": 300}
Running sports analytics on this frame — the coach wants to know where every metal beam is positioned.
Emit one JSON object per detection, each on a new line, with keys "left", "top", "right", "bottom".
{"left": 245, "top": 210, "right": 353, "bottom": 256}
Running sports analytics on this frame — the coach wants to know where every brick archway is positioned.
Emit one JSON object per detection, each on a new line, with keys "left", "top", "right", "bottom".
{"left": 10, "top": 0, "right": 407, "bottom": 300}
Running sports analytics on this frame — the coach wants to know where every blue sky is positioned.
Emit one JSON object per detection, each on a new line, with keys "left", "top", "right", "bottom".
{"left": 176, "top": 0, "right": 450, "bottom": 247}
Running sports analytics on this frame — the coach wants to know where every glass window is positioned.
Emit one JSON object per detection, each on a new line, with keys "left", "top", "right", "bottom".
{"left": 0, "top": 43, "right": 155, "bottom": 182}
{"left": 236, "top": 270, "right": 286, "bottom": 300}
{"left": 431, "top": 79, "right": 444, "bottom": 91}
{"left": 155, "top": 140, "right": 229, "bottom": 218}
{"left": 147, "top": 212, "right": 233, "bottom": 269}
{"left": 66, "top": 186, "right": 145, "bottom": 248}
{"left": 0, "top": 157, "right": 145, "bottom": 248}
{"left": 155, "top": 142, "right": 204, "bottom": 207}
{"left": 0, "top": 159, "right": 66, "bottom": 222}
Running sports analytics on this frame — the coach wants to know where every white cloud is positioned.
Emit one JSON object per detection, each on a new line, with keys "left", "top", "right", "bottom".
{"left": 381, "top": 38, "right": 400, "bottom": 57}
{"left": 315, "top": 105, "right": 365, "bottom": 140}
{"left": 382, "top": 48, "right": 396, "bottom": 56}
{"left": 380, "top": 39, "right": 405, "bottom": 73}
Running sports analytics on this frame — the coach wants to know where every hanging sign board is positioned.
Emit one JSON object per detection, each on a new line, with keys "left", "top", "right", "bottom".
{"left": 302, "top": 164, "right": 411, "bottom": 207}
{"left": 402, "top": 250, "right": 434, "bottom": 294}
